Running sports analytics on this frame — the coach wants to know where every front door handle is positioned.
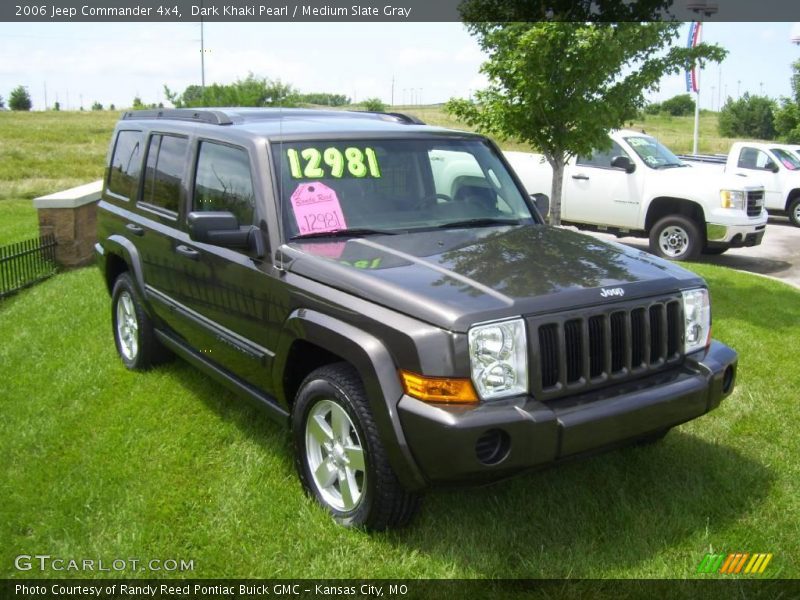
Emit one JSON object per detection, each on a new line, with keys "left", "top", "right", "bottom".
{"left": 126, "top": 223, "right": 144, "bottom": 236}
{"left": 175, "top": 245, "right": 200, "bottom": 260}
{"left": 571, "top": 174, "right": 590, "bottom": 180}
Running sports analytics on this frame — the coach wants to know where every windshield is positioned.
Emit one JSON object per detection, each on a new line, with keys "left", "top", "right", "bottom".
{"left": 271, "top": 138, "right": 535, "bottom": 239}
{"left": 623, "top": 135, "right": 684, "bottom": 169}
{"left": 771, "top": 148, "right": 800, "bottom": 171}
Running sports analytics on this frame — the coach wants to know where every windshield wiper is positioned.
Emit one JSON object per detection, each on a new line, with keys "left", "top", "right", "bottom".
{"left": 290, "top": 228, "right": 397, "bottom": 240}
{"left": 436, "top": 217, "right": 521, "bottom": 229}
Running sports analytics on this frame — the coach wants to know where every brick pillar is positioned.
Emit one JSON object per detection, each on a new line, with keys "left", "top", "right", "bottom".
{"left": 33, "top": 180, "right": 103, "bottom": 268}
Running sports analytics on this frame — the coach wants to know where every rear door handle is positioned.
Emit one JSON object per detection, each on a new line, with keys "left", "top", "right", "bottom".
{"left": 571, "top": 174, "right": 590, "bottom": 180}
{"left": 126, "top": 223, "right": 144, "bottom": 236}
{"left": 175, "top": 245, "right": 200, "bottom": 260}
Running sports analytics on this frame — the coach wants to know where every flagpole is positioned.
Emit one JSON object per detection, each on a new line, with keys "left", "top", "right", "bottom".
{"left": 692, "top": 63, "right": 701, "bottom": 155}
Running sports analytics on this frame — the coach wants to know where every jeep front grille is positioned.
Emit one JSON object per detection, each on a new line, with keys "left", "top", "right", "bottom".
{"left": 530, "top": 297, "right": 683, "bottom": 400}
{"left": 747, "top": 190, "right": 764, "bottom": 217}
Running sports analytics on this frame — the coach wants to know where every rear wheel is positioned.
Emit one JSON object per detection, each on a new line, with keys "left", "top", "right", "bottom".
{"left": 649, "top": 215, "right": 701, "bottom": 261}
{"left": 111, "top": 273, "right": 170, "bottom": 370}
{"left": 292, "top": 363, "right": 421, "bottom": 530}
{"left": 788, "top": 196, "right": 800, "bottom": 227}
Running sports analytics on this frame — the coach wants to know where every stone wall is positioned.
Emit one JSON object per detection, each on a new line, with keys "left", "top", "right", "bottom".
{"left": 33, "top": 180, "right": 103, "bottom": 268}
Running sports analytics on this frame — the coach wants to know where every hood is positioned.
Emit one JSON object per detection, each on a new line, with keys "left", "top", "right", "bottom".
{"left": 281, "top": 225, "right": 703, "bottom": 331}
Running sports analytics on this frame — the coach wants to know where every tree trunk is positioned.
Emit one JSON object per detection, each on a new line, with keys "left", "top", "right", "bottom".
{"left": 547, "top": 153, "right": 565, "bottom": 226}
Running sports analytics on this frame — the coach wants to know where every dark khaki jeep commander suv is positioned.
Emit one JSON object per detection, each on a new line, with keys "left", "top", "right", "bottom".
{"left": 96, "top": 108, "right": 737, "bottom": 529}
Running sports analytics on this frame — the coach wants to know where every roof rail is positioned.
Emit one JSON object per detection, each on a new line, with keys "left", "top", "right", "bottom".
{"left": 121, "top": 109, "right": 233, "bottom": 126}
{"left": 382, "top": 112, "right": 426, "bottom": 125}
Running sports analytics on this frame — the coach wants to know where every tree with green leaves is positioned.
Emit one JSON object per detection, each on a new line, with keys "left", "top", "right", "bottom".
{"left": 361, "top": 98, "right": 387, "bottom": 112}
{"left": 0, "top": 95, "right": 4, "bottom": 109}
{"left": 446, "top": 14, "right": 726, "bottom": 225}
{"left": 718, "top": 93, "right": 776, "bottom": 140}
{"left": 775, "top": 59, "right": 800, "bottom": 143}
{"left": 660, "top": 94, "right": 695, "bottom": 116}
{"left": 164, "top": 73, "right": 298, "bottom": 108}
{"left": 9, "top": 85, "right": 32, "bottom": 111}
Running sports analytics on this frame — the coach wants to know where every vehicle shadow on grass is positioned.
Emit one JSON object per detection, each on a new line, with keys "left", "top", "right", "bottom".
{"left": 395, "top": 432, "right": 772, "bottom": 578}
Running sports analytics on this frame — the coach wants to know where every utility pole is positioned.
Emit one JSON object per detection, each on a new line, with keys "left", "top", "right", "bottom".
{"left": 391, "top": 76, "right": 395, "bottom": 107}
{"left": 43, "top": 82, "right": 48, "bottom": 111}
{"left": 200, "top": 14, "right": 206, "bottom": 99}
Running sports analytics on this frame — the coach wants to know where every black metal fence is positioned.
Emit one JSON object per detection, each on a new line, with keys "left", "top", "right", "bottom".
{"left": 0, "top": 234, "right": 58, "bottom": 298}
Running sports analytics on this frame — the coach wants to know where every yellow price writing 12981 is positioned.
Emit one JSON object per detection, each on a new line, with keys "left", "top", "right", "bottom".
{"left": 287, "top": 147, "right": 381, "bottom": 179}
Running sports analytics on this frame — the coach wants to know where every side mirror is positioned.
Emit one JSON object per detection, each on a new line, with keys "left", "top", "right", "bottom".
{"left": 765, "top": 162, "right": 780, "bottom": 173}
{"left": 188, "top": 211, "right": 265, "bottom": 257}
{"left": 611, "top": 155, "right": 636, "bottom": 173}
{"left": 530, "top": 193, "right": 550, "bottom": 218}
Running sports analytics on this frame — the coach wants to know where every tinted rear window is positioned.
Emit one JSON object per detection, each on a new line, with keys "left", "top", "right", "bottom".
{"left": 107, "top": 130, "right": 143, "bottom": 200}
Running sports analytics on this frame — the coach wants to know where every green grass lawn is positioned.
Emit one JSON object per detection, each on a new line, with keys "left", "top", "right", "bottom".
{"left": 1, "top": 265, "right": 797, "bottom": 579}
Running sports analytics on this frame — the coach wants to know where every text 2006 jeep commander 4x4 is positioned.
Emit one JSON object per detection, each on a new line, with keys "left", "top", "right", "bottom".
{"left": 96, "top": 108, "right": 737, "bottom": 529}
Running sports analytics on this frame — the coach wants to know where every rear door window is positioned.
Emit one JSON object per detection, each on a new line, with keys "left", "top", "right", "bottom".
{"left": 107, "top": 130, "right": 143, "bottom": 200}
{"left": 141, "top": 134, "right": 188, "bottom": 215}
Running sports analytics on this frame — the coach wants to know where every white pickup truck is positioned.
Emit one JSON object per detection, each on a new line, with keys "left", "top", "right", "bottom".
{"left": 680, "top": 141, "right": 800, "bottom": 227}
{"left": 505, "top": 130, "right": 768, "bottom": 260}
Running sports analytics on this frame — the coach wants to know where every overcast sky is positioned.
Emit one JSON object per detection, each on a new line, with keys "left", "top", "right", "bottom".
{"left": 0, "top": 21, "right": 798, "bottom": 111}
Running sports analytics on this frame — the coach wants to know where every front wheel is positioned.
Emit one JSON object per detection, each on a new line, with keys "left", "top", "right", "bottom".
{"left": 788, "top": 196, "right": 800, "bottom": 227}
{"left": 649, "top": 216, "right": 701, "bottom": 261}
{"left": 292, "top": 363, "right": 421, "bottom": 530}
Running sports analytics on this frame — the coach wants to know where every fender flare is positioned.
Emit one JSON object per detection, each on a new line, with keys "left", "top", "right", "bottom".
{"left": 273, "top": 308, "right": 427, "bottom": 491}
{"left": 101, "top": 234, "right": 147, "bottom": 295}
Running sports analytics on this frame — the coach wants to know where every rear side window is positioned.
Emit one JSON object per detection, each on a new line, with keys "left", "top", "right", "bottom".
{"left": 193, "top": 142, "right": 255, "bottom": 224}
{"left": 141, "top": 134, "right": 188, "bottom": 214}
{"left": 107, "top": 130, "right": 143, "bottom": 200}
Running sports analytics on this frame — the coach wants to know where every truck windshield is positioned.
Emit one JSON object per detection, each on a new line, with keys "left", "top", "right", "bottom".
{"left": 271, "top": 138, "right": 535, "bottom": 239}
{"left": 623, "top": 135, "right": 685, "bottom": 169}
{"left": 771, "top": 148, "right": 800, "bottom": 171}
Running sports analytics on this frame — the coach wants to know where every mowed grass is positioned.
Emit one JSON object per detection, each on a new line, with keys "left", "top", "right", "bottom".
{"left": 1, "top": 265, "right": 797, "bottom": 579}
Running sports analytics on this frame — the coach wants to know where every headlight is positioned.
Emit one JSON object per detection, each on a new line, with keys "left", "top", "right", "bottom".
{"left": 682, "top": 288, "right": 711, "bottom": 354}
{"left": 720, "top": 190, "right": 745, "bottom": 210}
{"left": 468, "top": 318, "right": 528, "bottom": 400}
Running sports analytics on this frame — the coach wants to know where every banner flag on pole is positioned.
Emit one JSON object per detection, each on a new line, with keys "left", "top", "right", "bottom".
{"left": 685, "top": 21, "right": 702, "bottom": 93}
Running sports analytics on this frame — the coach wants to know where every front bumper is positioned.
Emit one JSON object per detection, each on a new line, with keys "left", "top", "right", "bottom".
{"left": 705, "top": 222, "right": 766, "bottom": 248}
{"left": 398, "top": 341, "right": 736, "bottom": 484}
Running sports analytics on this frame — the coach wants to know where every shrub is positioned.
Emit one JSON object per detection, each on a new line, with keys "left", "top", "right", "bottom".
{"left": 9, "top": 85, "right": 32, "bottom": 111}
{"left": 718, "top": 93, "right": 776, "bottom": 140}
{"left": 361, "top": 97, "right": 387, "bottom": 112}
{"left": 660, "top": 94, "right": 695, "bottom": 116}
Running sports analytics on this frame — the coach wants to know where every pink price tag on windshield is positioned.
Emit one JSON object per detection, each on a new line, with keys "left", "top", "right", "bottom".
{"left": 290, "top": 182, "right": 347, "bottom": 235}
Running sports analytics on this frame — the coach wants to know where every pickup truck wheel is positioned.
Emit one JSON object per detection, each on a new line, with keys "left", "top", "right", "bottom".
{"left": 292, "top": 363, "right": 421, "bottom": 530}
{"left": 649, "top": 216, "right": 701, "bottom": 261}
{"left": 111, "top": 273, "right": 170, "bottom": 370}
{"left": 789, "top": 197, "right": 800, "bottom": 227}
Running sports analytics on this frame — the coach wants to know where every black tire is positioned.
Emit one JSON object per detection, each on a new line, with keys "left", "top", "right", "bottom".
{"left": 703, "top": 246, "right": 728, "bottom": 256}
{"left": 111, "top": 273, "right": 171, "bottom": 370}
{"left": 789, "top": 196, "right": 800, "bottom": 228}
{"left": 292, "top": 363, "right": 421, "bottom": 530}
{"left": 649, "top": 215, "right": 701, "bottom": 261}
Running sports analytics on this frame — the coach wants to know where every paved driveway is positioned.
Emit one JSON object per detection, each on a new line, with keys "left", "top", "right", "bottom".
{"left": 585, "top": 217, "right": 800, "bottom": 289}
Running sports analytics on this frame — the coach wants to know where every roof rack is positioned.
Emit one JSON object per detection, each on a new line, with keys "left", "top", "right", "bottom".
{"left": 121, "top": 109, "right": 233, "bottom": 126}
